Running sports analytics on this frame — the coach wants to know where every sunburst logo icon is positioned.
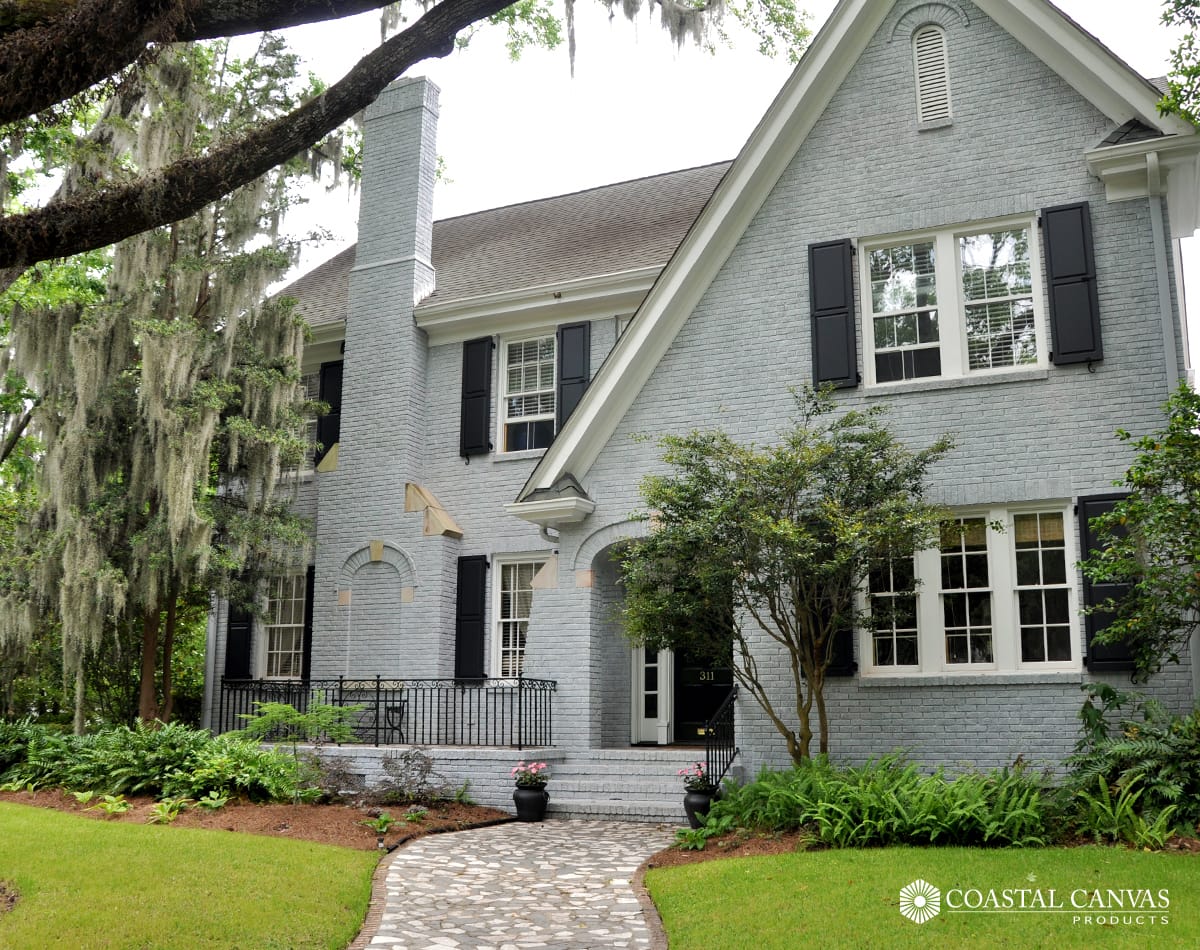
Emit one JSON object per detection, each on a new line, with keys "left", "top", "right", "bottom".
{"left": 899, "top": 879, "right": 941, "bottom": 924}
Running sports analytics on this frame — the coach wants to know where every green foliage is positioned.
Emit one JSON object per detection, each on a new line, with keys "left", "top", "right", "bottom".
{"left": 88, "top": 794, "right": 131, "bottom": 816}
{"left": 195, "top": 789, "right": 230, "bottom": 810}
{"left": 622, "top": 387, "right": 952, "bottom": 760}
{"left": 404, "top": 805, "right": 428, "bottom": 822}
{"left": 234, "top": 701, "right": 361, "bottom": 748}
{"left": 1079, "top": 382, "right": 1200, "bottom": 678}
{"left": 1161, "top": 1, "right": 1200, "bottom": 125}
{"left": 1067, "top": 691, "right": 1200, "bottom": 832}
{"left": 0, "top": 721, "right": 313, "bottom": 804}
{"left": 687, "top": 756, "right": 1050, "bottom": 849}
{"left": 146, "top": 797, "right": 191, "bottom": 824}
{"left": 360, "top": 812, "right": 398, "bottom": 834}
{"left": 0, "top": 718, "right": 38, "bottom": 773}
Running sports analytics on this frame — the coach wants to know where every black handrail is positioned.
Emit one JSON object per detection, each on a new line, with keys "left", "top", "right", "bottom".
{"left": 705, "top": 685, "right": 739, "bottom": 786}
{"left": 215, "top": 675, "right": 556, "bottom": 747}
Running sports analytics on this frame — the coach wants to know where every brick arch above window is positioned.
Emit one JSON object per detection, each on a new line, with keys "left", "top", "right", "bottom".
{"left": 338, "top": 541, "right": 417, "bottom": 591}
{"left": 889, "top": 1, "right": 970, "bottom": 41}
{"left": 573, "top": 518, "right": 651, "bottom": 573}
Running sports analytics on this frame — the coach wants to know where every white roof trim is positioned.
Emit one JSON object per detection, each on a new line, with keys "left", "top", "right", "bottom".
{"left": 415, "top": 267, "right": 658, "bottom": 345}
{"left": 516, "top": 0, "right": 1199, "bottom": 503}
{"left": 504, "top": 496, "right": 596, "bottom": 527}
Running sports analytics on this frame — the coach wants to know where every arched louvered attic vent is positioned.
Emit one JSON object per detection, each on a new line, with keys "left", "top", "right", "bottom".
{"left": 913, "top": 25, "right": 952, "bottom": 123}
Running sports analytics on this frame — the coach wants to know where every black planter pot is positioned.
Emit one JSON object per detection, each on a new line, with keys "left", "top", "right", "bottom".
{"left": 513, "top": 783, "right": 549, "bottom": 822}
{"left": 683, "top": 787, "right": 717, "bottom": 829}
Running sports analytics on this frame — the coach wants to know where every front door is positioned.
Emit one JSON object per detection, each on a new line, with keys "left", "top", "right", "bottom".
{"left": 674, "top": 649, "right": 734, "bottom": 743}
{"left": 631, "top": 647, "right": 731, "bottom": 745}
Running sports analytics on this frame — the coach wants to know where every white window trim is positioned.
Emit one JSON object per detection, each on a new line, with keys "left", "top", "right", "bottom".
{"left": 860, "top": 216, "right": 1049, "bottom": 389}
{"left": 496, "top": 331, "right": 557, "bottom": 457}
{"left": 489, "top": 554, "right": 549, "bottom": 678}
{"left": 858, "top": 503, "right": 1081, "bottom": 677}
{"left": 259, "top": 574, "right": 307, "bottom": 681}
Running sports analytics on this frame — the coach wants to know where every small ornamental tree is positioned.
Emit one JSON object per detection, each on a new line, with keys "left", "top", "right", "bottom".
{"left": 621, "top": 389, "right": 953, "bottom": 763}
{"left": 1080, "top": 381, "right": 1200, "bottom": 679}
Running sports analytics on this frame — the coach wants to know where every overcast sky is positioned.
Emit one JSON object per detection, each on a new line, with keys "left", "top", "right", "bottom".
{"left": 281, "top": 0, "right": 1194, "bottom": 367}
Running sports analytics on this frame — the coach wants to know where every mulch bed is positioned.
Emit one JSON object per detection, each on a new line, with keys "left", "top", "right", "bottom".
{"left": 0, "top": 788, "right": 509, "bottom": 851}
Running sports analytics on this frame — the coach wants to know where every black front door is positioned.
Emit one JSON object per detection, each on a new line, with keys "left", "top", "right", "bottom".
{"left": 673, "top": 648, "right": 733, "bottom": 743}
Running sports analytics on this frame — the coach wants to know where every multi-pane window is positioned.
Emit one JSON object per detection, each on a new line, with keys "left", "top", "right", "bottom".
{"left": 496, "top": 561, "right": 543, "bottom": 676}
{"left": 868, "top": 555, "right": 919, "bottom": 666}
{"left": 940, "top": 518, "right": 994, "bottom": 664}
{"left": 868, "top": 242, "right": 941, "bottom": 382}
{"left": 502, "top": 336, "right": 556, "bottom": 452}
{"left": 299, "top": 371, "right": 320, "bottom": 465}
{"left": 863, "top": 221, "right": 1043, "bottom": 386}
{"left": 265, "top": 574, "right": 306, "bottom": 679}
{"left": 1014, "top": 512, "right": 1071, "bottom": 662}
{"left": 859, "top": 507, "right": 1078, "bottom": 676}
{"left": 960, "top": 230, "right": 1036, "bottom": 371}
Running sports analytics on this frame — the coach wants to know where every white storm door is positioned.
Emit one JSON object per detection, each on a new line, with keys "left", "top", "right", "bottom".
{"left": 631, "top": 647, "right": 674, "bottom": 744}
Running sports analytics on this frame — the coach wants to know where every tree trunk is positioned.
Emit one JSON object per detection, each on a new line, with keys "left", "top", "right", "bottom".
{"left": 161, "top": 586, "right": 177, "bottom": 723}
{"left": 72, "top": 665, "right": 85, "bottom": 735}
{"left": 813, "top": 673, "right": 830, "bottom": 755}
{"left": 137, "top": 607, "right": 160, "bottom": 723}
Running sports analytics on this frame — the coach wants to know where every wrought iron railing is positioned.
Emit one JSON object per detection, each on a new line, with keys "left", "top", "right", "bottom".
{"left": 215, "top": 675, "right": 556, "bottom": 748}
{"left": 705, "top": 685, "right": 739, "bottom": 786}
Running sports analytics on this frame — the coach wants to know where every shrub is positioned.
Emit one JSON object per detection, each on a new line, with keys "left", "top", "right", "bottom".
{"left": 0, "top": 719, "right": 39, "bottom": 773}
{"left": 1066, "top": 689, "right": 1199, "bottom": 839}
{"left": 687, "top": 755, "right": 1050, "bottom": 849}
{"left": 0, "top": 721, "right": 316, "bottom": 804}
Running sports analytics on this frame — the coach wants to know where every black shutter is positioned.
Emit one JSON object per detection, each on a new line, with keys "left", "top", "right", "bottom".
{"left": 224, "top": 601, "right": 253, "bottom": 679}
{"left": 302, "top": 565, "right": 315, "bottom": 681}
{"left": 1078, "top": 493, "right": 1135, "bottom": 672}
{"left": 556, "top": 321, "right": 590, "bottom": 431}
{"left": 1042, "top": 202, "right": 1102, "bottom": 365}
{"left": 460, "top": 337, "right": 493, "bottom": 457}
{"left": 454, "top": 555, "right": 489, "bottom": 679}
{"left": 826, "top": 618, "right": 857, "bottom": 677}
{"left": 808, "top": 239, "right": 858, "bottom": 388}
{"left": 315, "top": 360, "right": 343, "bottom": 466}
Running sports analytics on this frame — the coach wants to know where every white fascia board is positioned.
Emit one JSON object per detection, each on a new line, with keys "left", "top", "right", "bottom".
{"left": 503, "top": 496, "right": 596, "bottom": 527}
{"left": 516, "top": 0, "right": 885, "bottom": 501}
{"left": 1085, "top": 135, "right": 1200, "bottom": 205}
{"left": 977, "top": 0, "right": 1192, "bottom": 135}
{"left": 414, "top": 268, "right": 660, "bottom": 346}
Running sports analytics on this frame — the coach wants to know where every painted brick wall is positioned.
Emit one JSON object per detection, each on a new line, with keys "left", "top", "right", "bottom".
{"left": 540, "top": 0, "right": 1195, "bottom": 774}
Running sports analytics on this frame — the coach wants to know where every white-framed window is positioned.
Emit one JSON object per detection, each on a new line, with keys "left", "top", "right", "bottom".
{"left": 913, "top": 25, "right": 952, "bottom": 124}
{"left": 499, "top": 334, "right": 556, "bottom": 453}
{"left": 862, "top": 220, "right": 1044, "bottom": 386}
{"left": 860, "top": 505, "right": 1079, "bottom": 675}
{"left": 264, "top": 574, "right": 306, "bottom": 679}
{"left": 298, "top": 370, "right": 321, "bottom": 468}
{"left": 493, "top": 558, "right": 545, "bottom": 677}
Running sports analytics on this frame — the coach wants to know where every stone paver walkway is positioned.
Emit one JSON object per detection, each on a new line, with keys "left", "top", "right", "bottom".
{"left": 365, "top": 820, "right": 676, "bottom": 949}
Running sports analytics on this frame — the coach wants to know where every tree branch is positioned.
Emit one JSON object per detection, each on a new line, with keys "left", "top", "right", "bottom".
{"left": 0, "top": 0, "right": 193, "bottom": 125}
{"left": 0, "top": 0, "right": 512, "bottom": 271}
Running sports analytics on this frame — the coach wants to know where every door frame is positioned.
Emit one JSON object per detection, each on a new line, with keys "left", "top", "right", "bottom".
{"left": 630, "top": 646, "right": 674, "bottom": 744}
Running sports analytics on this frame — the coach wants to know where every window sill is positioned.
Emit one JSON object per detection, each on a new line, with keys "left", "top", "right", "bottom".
{"left": 917, "top": 117, "right": 953, "bottom": 132}
{"left": 858, "top": 670, "right": 1083, "bottom": 687}
{"left": 493, "top": 449, "right": 547, "bottom": 463}
{"left": 864, "top": 367, "right": 1048, "bottom": 398}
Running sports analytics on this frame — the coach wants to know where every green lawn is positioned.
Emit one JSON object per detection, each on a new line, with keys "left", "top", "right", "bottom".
{"left": 0, "top": 803, "right": 378, "bottom": 949}
{"left": 647, "top": 845, "right": 1197, "bottom": 949}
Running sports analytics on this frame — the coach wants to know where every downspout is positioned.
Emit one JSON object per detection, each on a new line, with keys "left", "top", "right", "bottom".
{"left": 1149, "top": 153, "right": 1200, "bottom": 703}
{"left": 1146, "top": 152, "right": 1181, "bottom": 393}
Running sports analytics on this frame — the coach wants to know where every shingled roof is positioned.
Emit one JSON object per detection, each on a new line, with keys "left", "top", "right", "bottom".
{"left": 279, "top": 161, "right": 730, "bottom": 328}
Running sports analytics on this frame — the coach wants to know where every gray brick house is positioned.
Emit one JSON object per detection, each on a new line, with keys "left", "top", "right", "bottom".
{"left": 203, "top": 0, "right": 1199, "bottom": 819}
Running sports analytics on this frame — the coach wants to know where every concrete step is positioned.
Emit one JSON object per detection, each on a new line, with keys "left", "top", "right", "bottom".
{"left": 545, "top": 796, "right": 689, "bottom": 824}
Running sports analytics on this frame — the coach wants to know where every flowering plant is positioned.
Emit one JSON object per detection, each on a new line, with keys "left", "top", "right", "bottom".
{"left": 511, "top": 760, "right": 550, "bottom": 787}
{"left": 679, "top": 761, "right": 716, "bottom": 792}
